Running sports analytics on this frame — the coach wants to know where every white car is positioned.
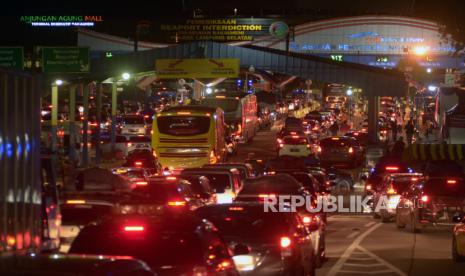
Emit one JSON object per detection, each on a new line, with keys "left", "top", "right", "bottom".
{"left": 127, "top": 135, "right": 152, "bottom": 153}
{"left": 120, "top": 115, "right": 147, "bottom": 135}
{"left": 278, "top": 135, "right": 312, "bottom": 157}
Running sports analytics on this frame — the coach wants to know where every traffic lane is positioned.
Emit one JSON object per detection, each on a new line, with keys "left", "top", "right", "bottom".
{"left": 362, "top": 224, "right": 463, "bottom": 276}
{"left": 228, "top": 128, "right": 278, "bottom": 162}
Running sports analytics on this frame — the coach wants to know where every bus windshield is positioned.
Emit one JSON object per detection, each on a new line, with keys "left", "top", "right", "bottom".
{"left": 202, "top": 98, "right": 240, "bottom": 112}
{"left": 157, "top": 116, "right": 211, "bottom": 136}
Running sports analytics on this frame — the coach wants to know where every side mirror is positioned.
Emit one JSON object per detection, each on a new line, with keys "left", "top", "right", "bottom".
{"left": 233, "top": 243, "right": 250, "bottom": 255}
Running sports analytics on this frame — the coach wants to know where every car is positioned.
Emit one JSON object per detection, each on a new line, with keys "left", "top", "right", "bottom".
{"left": 203, "top": 163, "right": 255, "bottom": 180}
{"left": 0, "top": 253, "right": 156, "bottom": 275}
{"left": 123, "top": 149, "right": 162, "bottom": 173}
{"left": 111, "top": 167, "right": 157, "bottom": 188}
{"left": 116, "top": 176, "right": 205, "bottom": 214}
{"left": 195, "top": 203, "right": 320, "bottom": 275}
{"left": 344, "top": 131, "right": 368, "bottom": 147}
{"left": 59, "top": 198, "right": 116, "bottom": 253}
{"left": 365, "top": 157, "right": 413, "bottom": 195}
{"left": 181, "top": 168, "right": 243, "bottom": 204}
{"left": 278, "top": 135, "right": 313, "bottom": 157}
{"left": 127, "top": 135, "right": 152, "bottom": 152}
{"left": 180, "top": 174, "right": 217, "bottom": 205}
{"left": 318, "top": 136, "right": 363, "bottom": 168}
{"left": 99, "top": 134, "right": 132, "bottom": 157}
{"left": 120, "top": 114, "right": 148, "bottom": 135}
{"left": 371, "top": 173, "right": 423, "bottom": 222}
{"left": 395, "top": 165, "right": 465, "bottom": 232}
{"left": 452, "top": 214, "right": 465, "bottom": 262}
{"left": 69, "top": 213, "right": 239, "bottom": 275}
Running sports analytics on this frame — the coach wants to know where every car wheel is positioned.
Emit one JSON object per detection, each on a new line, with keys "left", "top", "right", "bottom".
{"left": 452, "top": 237, "right": 465, "bottom": 262}
{"left": 395, "top": 213, "right": 406, "bottom": 229}
{"left": 315, "top": 234, "right": 326, "bottom": 268}
{"left": 410, "top": 213, "right": 421, "bottom": 233}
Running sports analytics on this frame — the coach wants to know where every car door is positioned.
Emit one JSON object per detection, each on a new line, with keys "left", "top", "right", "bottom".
{"left": 292, "top": 215, "right": 314, "bottom": 271}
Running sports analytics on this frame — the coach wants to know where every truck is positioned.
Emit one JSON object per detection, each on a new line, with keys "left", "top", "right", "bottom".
{"left": 200, "top": 93, "right": 258, "bottom": 143}
{"left": 1, "top": 67, "right": 61, "bottom": 254}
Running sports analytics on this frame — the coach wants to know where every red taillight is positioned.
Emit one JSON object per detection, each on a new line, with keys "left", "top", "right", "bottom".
{"left": 291, "top": 135, "right": 299, "bottom": 139}
{"left": 124, "top": 226, "right": 144, "bottom": 232}
{"left": 447, "top": 179, "right": 457, "bottom": 184}
{"left": 366, "top": 184, "right": 372, "bottom": 191}
{"left": 135, "top": 181, "right": 148, "bottom": 186}
{"left": 385, "top": 166, "right": 399, "bottom": 171}
{"left": 411, "top": 177, "right": 419, "bottom": 181}
{"left": 259, "top": 194, "right": 276, "bottom": 199}
{"left": 167, "top": 200, "right": 187, "bottom": 207}
{"left": 348, "top": 147, "right": 354, "bottom": 154}
{"left": 317, "top": 146, "right": 322, "bottom": 153}
{"left": 387, "top": 187, "right": 397, "bottom": 194}
{"left": 127, "top": 142, "right": 133, "bottom": 147}
{"left": 279, "top": 143, "right": 284, "bottom": 148}
{"left": 353, "top": 132, "right": 359, "bottom": 136}
{"left": 277, "top": 138, "right": 283, "bottom": 143}
{"left": 144, "top": 115, "right": 149, "bottom": 118}
{"left": 166, "top": 176, "right": 177, "bottom": 181}
{"left": 306, "top": 144, "right": 311, "bottom": 149}
{"left": 421, "top": 195, "right": 429, "bottom": 202}
{"left": 280, "top": 236, "right": 292, "bottom": 248}
{"left": 135, "top": 161, "right": 142, "bottom": 166}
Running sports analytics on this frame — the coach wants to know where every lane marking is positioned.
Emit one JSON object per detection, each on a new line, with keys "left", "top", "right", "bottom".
{"left": 338, "top": 269, "right": 396, "bottom": 274}
{"left": 343, "top": 263, "right": 386, "bottom": 267}
{"left": 365, "top": 221, "right": 376, "bottom": 228}
{"left": 326, "top": 222, "right": 382, "bottom": 276}
{"left": 347, "top": 256, "right": 373, "bottom": 261}
{"left": 346, "top": 231, "right": 360, "bottom": 239}
{"left": 357, "top": 246, "right": 408, "bottom": 276}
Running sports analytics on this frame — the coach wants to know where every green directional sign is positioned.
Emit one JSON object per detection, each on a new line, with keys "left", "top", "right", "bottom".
{"left": 0, "top": 47, "right": 24, "bottom": 70}
{"left": 42, "top": 47, "right": 90, "bottom": 73}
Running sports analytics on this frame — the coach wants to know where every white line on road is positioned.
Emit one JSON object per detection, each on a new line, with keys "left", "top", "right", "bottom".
{"left": 343, "top": 263, "right": 386, "bottom": 267}
{"left": 338, "top": 269, "right": 397, "bottom": 274}
{"left": 364, "top": 221, "right": 376, "bottom": 228}
{"left": 346, "top": 231, "right": 360, "bottom": 239}
{"left": 347, "top": 256, "right": 373, "bottom": 261}
{"left": 326, "top": 222, "right": 382, "bottom": 276}
{"left": 357, "top": 246, "right": 408, "bottom": 276}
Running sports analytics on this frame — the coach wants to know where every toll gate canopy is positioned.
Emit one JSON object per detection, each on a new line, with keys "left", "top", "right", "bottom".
{"left": 92, "top": 41, "right": 407, "bottom": 97}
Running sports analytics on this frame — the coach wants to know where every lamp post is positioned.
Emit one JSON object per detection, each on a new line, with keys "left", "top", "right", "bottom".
{"left": 346, "top": 88, "right": 353, "bottom": 124}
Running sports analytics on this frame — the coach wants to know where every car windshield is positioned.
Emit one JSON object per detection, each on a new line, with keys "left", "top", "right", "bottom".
{"left": 61, "top": 204, "right": 114, "bottom": 226}
{"left": 199, "top": 173, "right": 231, "bottom": 192}
{"left": 201, "top": 98, "right": 240, "bottom": 112}
{"left": 196, "top": 207, "right": 291, "bottom": 243}
{"left": 121, "top": 170, "right": 145, "bottom": 178}
{"left": 390, "top": 177, "right": 417, "bottom": 192}
{"left": 157, "top": 116, "right": 210, "bottom": 136}
{"left": 123, "top": 117, "right": 145, "bottom": 124}
{"left": 240, "top": 180, "right": 302, "bottom": 195}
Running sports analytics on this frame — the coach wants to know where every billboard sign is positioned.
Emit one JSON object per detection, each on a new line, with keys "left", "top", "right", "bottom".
{"left": 155, "top": 58, "right": 239, "bottom": 78}
{"left": 0, "top": 47, "right": 23, "bottom": 70}
{"left": 42, "top": 47, "right": 90, "bottom": 73}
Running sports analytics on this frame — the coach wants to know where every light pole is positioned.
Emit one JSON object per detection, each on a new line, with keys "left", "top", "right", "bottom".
{"left": 51, "top": 79, "right": 63, "bottom": 153}
{"left": 346, "top": 88, "right": 353, "bottom": 125}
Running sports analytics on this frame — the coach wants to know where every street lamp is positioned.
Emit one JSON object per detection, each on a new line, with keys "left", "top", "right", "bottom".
{"left": 426, "top": 68, "right": 432, "bottom": 73}
{"left": 428, "top": 85, "right": 437, "bottom": 92}
{"left": 122, "top": 72, "right": 131, "bottom": 80}
{"left": 55, "top": 79, "right": 63, "bottom": 86}
{"left": 346, "top": 88, "right": 353, "bottom": 124}
{"left": 346, "top": 88, "right": 353, "bottom": 96}
{"left": 413, "top": 46, "right": 428, "bottom": 56}
{"left": 206, "top": 87, "right": 213, "bottom": 95}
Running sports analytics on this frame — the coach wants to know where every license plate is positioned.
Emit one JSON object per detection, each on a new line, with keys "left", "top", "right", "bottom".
{"left": 136, "top": 144, "right": 148, "bottom": 148}
{"left": 290, "top": 149, "right": 299, "bottom": 152}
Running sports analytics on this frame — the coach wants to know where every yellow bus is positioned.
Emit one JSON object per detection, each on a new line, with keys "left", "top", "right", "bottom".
{"left": 151, "top": 106, "right": 227, "bottom": 170}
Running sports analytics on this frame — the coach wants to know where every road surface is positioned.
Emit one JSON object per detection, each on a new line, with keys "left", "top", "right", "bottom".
{"left": 230, "top": 128, "right": 463, "bottom": 276}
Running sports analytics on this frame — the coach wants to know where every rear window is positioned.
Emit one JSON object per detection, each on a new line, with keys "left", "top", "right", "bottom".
{"left": 121, "top": 170, "right": 145, "bottom": 178}
{"left": 200, "top": 173, "right": 231, "bottom": 193}
{"left": 240, "top": 182, "right": 301, "bottom": 195}
{"left": 157, "top": 116, "right": 210, "bottom": 136}
{"left": 289, "top": 174, "right": 316, "bottom": 194}
{"left": 129, "top": 136, "right": 151, "bottom": 142}
{"left": 123, "top": 117, "right": 145, "bottom": 124}
{"left": 320, "top": 138, "right": 358, "bottom": 148}
{"left": 424, "top": 182, "right": 465, "bottom": 196}
{"left": 196, "top": 207, "right": 291, "bottom": 243}
{"left": 283, "top": 137, "right": 308, "bottom": 145}
{"left": 61, "top": 204, "right": 113, "bottom": 226}
{"left": 130, "top": 185, "right": 183, "bottom": 202}
{"left": 70, "top": 227, "right": 203, "bottom": 267}
{"left": 391, "top": 177, "right": 417, "bottom": 193}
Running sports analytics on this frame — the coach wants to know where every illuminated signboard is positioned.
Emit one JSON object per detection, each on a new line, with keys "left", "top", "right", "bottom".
{"left": 0, "top": 47, "right": 23, "bottom": 70}
{"left": 376, "top": 56, "right": 389, "bottom": 62}
{"left": 330, "top": 55, "right": 343, "bottom": 61}
{"left": 20, "top": 16, "right": 103, "bottom": 27}
{"left": 154, "top": 18, "right": 283, "bottom": 42}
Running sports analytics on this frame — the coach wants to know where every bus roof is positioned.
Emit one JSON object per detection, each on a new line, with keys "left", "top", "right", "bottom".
{"left": 162, "top": 105, "right": 220, "bottom": 114}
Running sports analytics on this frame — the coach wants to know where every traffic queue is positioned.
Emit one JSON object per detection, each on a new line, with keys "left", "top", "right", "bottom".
{"left": 14, "top": 98, "right": 465, "bottom": 276}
